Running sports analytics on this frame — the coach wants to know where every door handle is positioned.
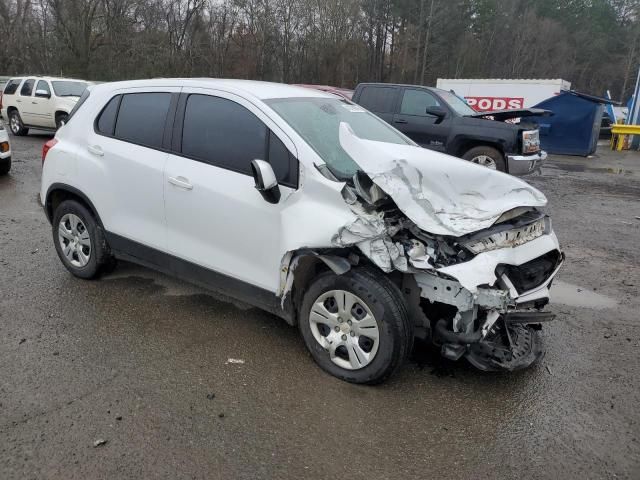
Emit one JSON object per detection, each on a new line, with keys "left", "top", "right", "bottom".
{"left": 16, "top": 99, "right": 22, "bottom": 103}
{"left": 168, "top": 176, "right": 193, "bottom": 190}
{"left": 394, "top": 118, "right": 408, "bottom": 124}
{"left": 87, "top": 145, "right": 104, "bottom": 156}
{"left": 32, "top": 101, "right": 38, "bottom": 104}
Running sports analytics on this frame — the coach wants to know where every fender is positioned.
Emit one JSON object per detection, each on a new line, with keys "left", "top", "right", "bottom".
{"left": 44, "top": 182, "right": 104, "bottom": 228}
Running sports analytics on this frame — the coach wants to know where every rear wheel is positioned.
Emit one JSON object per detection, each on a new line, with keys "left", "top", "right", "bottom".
{"left": 52, "top": 200, "right": 112, "bottom": 279}
{"left": 299, "top": 268, "right": 412, "bottom": 384}
{"left": 8, "top": 110, "right": 28, "bottom": 136}
{"left": 462, "top": 145, "right": 506, "bottom": 172}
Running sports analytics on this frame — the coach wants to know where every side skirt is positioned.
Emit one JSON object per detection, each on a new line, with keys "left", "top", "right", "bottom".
{"left": 105, "top": 232, "right": 294, "bottom": 324}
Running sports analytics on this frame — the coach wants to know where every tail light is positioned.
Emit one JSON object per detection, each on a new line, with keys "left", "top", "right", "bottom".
{"left": 42, "top": 139, "right": 58, "bottom": 164}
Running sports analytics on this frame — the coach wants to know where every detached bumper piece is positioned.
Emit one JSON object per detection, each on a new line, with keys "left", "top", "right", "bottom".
{"left": 435, "top": 312, "right": 548, "bottom": 371}
{"left": 507, "top": 150, "right": 547, "bottom": 176}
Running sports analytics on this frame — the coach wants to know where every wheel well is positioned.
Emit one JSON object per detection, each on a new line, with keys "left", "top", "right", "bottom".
{"left": 6, "top": 106, "right": 17, "bottom": 115}
{"left": 55, "top": 111, "right": 69, "bottom": 120}
{"left": 46, "top": 187, "right": 102, "bottom": 227}
{"left": 455, "top": 140, "right": 504, "bottom": 158}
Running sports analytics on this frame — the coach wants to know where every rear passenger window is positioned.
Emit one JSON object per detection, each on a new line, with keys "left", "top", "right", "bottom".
{"left": 96, "top": 95, "right": 121, "bottom": 135}
{"left": 114, "top": 93, "right": 171, "bottom": 149}
{"left": 3, "top": 79, "right": 23, "bottom": 95}
{"left": 181, "top": 95, "right": 267, "bottom": 175}
{"left": 20, "top": 79, "right": 35, "bottom": 96}
{"left": 358, "top": 86, "right": 397, "bottom": 113}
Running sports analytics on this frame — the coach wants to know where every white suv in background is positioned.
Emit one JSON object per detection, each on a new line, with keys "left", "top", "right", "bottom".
{"left": 40, "top": 79, "right": 563, "bottom": 384}
{"left": 0, "top": 76, "right": 90, "bottom": 135}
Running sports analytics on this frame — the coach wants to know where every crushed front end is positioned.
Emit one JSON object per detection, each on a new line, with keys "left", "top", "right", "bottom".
{"left": 412, "top": 211, "right": 563, "bottom": 371}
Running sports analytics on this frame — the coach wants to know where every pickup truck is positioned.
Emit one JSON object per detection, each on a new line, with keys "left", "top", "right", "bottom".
{"left": 352, "top": 83, "right": 548, "bottom": 175}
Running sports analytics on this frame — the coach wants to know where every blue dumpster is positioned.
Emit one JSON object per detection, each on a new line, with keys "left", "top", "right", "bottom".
{"left": 529, "top": 91, "right": 613, "bottom": 156}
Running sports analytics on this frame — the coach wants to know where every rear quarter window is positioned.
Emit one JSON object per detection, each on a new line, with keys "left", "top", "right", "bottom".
{"left": 3, "top": 79, "right": 23, "bottom": 95}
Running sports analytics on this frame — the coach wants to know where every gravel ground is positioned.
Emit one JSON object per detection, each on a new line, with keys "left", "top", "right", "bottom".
{"left": 1, "top": 132, "right": 639, "bottom": 479}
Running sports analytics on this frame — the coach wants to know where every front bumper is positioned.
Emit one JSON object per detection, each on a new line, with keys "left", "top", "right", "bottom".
{"left": 507, "top": 150, "right": 547, "bottom": 176}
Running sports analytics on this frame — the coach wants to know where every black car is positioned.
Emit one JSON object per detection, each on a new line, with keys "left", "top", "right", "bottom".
{"left": 352, "top": 83, "right": 548, "bottom": 175}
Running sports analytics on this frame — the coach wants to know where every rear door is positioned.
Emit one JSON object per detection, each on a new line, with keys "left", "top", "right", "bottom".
{"left": 87, "top": 88, "right": 179, "bottom": 252}
{"left": 355, "top": 85, "right": 400, "bottom": 124}
{"left": 17, "top": 78, "right": 37, "bottom": 124}
{"left": 393, "top": 88, "right": 450, "bottom": 151}
{"left": 164, "top": 89, "right": 298, "bottom": 294}
{"left": 30, "top": 80, "right": 54, "bottom": 127}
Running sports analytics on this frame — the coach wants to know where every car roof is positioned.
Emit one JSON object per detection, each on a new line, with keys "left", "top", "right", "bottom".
{"left": 9, "top": 76, "right": 89, "bottom": 82}
{"left": 357, "top": 82, "right": 440, "bottom": 92}
{"left": 91, "top": 78, "right": 337, "bottom": 100}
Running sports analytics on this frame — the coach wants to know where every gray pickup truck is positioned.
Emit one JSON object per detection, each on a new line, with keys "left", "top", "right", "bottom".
{"left": 352, "top": 83, "right": 548, "bottom": 175}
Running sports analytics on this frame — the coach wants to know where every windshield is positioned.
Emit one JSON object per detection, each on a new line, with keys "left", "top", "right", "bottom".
{"left": 266, "top": 97, "right": 412, "bottom": 180}
{"left": 437, "top": 90, "right": 477, "bottom": 116}
{"left": 52, "top": 81, "right": 88, "bottom": 97}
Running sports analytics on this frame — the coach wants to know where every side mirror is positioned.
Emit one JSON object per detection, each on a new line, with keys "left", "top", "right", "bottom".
{"left": 35, "top": 90, "right": 51, "bottom": 99}
{"left": 250, "top": 159, "right": 281, "bottom": 204}
{"left": 425, "top": 106, "right": 446, "bottom": 118}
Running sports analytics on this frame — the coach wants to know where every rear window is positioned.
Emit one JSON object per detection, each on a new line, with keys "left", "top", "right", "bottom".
{"left": 114, "top": 93, "right": 171, "bottom": 149}
{"left": 3, "top": 79, "right": 23, "bottom": 95}
{"left": 358, "top": 86, "right": 398, "bottom": 114}
{"left": 67, "top": 88, "right": 92, "bottom": 123}
{"left": 95, "top": 95, "right": 121, "bottom": 135}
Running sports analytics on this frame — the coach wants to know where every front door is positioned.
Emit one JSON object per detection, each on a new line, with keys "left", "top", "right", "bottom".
{"left": 17, "top": 78, "right": 37, "bottom": 125}
{"left": 164, "top": 89, "right": 298, "bottom": 294}
{"left": 392, "top": 88, "right": 449, "bottom": 152}
{"left": 30, "top": 80, "right": 54, "bottom": 127}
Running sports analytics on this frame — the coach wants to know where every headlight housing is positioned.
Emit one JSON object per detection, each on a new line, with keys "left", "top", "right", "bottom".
{"left": 522, "top": 129, "right": 540, "bottom": 154}
{"left": 462, "top": 216, "right": 547, "bottom": 254}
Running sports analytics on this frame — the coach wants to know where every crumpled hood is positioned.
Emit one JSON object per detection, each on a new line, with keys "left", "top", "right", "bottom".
{"left": 338, "top": 122, "right": 547, "bottom": 237}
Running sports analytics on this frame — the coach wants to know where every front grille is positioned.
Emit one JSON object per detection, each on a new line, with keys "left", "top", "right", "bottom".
{"left": 501, "top": 250, "right": 561, "bottom": 294}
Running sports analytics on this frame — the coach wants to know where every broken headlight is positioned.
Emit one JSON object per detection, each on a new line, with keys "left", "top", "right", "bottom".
{"left": 462, "top": 217, "right": 547, "bottom": 254}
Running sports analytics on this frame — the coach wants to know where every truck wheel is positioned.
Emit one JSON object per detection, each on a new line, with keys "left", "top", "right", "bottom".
{"left": 55, "top": 113, "right": 69, "bottom": 129}
{"left": 299, "top": 268, "right": 412, "bottom": 384}
{"left": 9, "top": 110, "right": 29, "bottom": 136}
{"left": 52, "top": 200, "right": 112, "bottom": 279}
{"left": 463, "top": 146, "right": 506, "bottom": 172}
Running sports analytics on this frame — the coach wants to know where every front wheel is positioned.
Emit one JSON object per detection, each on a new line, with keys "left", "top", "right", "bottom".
{"left": 299, "top": 268, "right": 412, "bottom": 384}
{"left": 462, "top": 145, "right": 506, "bottom": 172}
{"left": 55, "top": 113, "right": 69, "bottom": 129}
{"left": 0, "top": 158, "right": 10, "bottom": 176}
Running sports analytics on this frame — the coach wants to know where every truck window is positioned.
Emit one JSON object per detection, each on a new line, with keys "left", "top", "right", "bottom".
{"left": 400, "top": 89, "right": 441, "bottom": 116}
{"left": 358, "top": 86, "right": 397, "bottom": 114}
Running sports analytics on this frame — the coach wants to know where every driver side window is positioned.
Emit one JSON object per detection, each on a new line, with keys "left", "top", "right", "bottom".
{"left": 400, "top": 89, "right": 440, "bottom": 116}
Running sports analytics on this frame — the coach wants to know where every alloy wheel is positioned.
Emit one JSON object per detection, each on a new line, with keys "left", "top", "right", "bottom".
{"left": 10, "top": 113, "right": 20, "bottom": 134}
{"left": 58, "top": 213, "right": 91, "bottom": 267}
{"left": 309, "top": 290, "right": 380, "bottom": 370}
{"left": 470, "top": 155, "right": 497, "bottom": 169}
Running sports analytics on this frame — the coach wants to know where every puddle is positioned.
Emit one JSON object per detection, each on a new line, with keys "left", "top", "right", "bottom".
{"left": 551, "top": 163, "right": 633, "bottom": 175}
{"left": 551, "top": 281, "right": 617, "bottom": 310}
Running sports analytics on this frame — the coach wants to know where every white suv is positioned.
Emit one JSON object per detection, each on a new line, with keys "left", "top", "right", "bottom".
{"left": 40, "top": 79, "right": 564, "bottom": 383}
{"left": 1, "top": 76, "right": 90, "bottom": 135}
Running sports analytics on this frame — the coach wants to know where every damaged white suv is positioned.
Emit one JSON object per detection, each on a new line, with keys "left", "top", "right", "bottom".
{"left": 40, "top": 80, "right": 564, "bottom": 384}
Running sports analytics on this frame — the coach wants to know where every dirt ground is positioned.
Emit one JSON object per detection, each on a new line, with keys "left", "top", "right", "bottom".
{"left": 1, "top": 132, "right": 639, "bottom": 479}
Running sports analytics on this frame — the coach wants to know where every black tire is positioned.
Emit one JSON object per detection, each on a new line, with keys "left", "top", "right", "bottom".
{"left": 55, "top": 113, "right": 69, "bottom": 129}
{"left": 462, "top": 145, "right": 506, "bottom": 172}
{"left": 8, "top": 110, "right": 29, "bottom": 136}
{"left": 52, "top": 199, "right": 112, "bottom": 279}
{"left": 299, "top": 268, "right": 412, "bottom": 384}
{"left": 0, "top": 157, "right": 10, "bottom": 176}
